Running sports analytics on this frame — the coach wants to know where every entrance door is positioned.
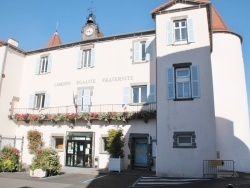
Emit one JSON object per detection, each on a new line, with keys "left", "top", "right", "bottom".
{"left": 134, "top": 138, "right": 148, "bottom": 168}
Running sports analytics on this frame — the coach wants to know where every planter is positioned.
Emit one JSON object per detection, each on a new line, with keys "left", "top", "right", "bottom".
{"left": 29, "top": 169, "right": 48, "bottom": 178}
{"left": 108, "top": 157, "right": 124, "bottom": 172}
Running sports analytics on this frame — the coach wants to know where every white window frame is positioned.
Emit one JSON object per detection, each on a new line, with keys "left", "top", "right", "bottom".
{"left": 35, "top": 93, "right": 45, "bottom": 109}
{"left": 100, "top": 136, "right": 109, "bottom": 154}
{"left": 39, "top": 56, "right": 49, "bottom": 74}
{"left": 177, "top": 135, "right": 192, "bottom": 147}
{"left": 174, "top": 20, "right": 187, "bottom": 42}
{"left": 176, "top": 68, "right": 191, "bottom": 99}
{"left": 82, "top": 49, "right": 92, "bottom": 68}
{"left": 132, "top": 85, "right": 147, "bottom": 103}
{"left": 173, "top": 131, "right": 196, "bottom": 148}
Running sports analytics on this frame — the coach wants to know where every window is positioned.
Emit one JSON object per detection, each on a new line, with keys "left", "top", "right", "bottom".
{"left": 166, "top": 64, "right": 200, "bottom": 100}
{"left": 100, "top": 137, "right": 109, "bottom": 153}
{"left": 174, "top": 20, "right": 187, "bottom": 42}
{"left": 173, "top": 132, "right": 196, "bottom": 148}
{"left": 35, "top": 55, "right": 52, "bottom": 74}
{"left": 82, "top": 49, "right": 91, "bottom": 67}
{"left": 166, "top": 18, "right": 194, "bottom": 45}
{"left": 176, "top": 68, "right": 191, "bottom": 98}
{"left": 132, "top": 86, "right": 147, "bottom": 103}
{"left": 77, "top": 48, "right": 95, "bottom": 69}
{"left": 133, "top": 40, "right": 153, "bottom": 63}
{"left": 35, "top": 93, "right": 45, "bottom": 109}
{"left": 52, "top": 136, "right": 64, "bottom": 150}
{"left": 77, "top": 88, "right": 91, "bottom": 112}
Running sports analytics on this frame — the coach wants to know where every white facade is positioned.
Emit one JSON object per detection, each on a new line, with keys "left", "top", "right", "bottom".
{"left": 0, "top": 0, "right": 249, "bottom": 178}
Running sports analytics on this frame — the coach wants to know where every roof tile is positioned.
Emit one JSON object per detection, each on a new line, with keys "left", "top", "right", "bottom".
{"left": 46, "top": 32, "right": 62, "bottom": 48}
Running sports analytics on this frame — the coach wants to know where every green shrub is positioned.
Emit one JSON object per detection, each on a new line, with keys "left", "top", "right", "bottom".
{"left": 30, "top": 147, "right": 61, "bottom": 175}
{"left": 0, "top": 146, "right": 22, "bottom": 172}
{"left": 106, "top": 128, "right": 124, "bottom": 158}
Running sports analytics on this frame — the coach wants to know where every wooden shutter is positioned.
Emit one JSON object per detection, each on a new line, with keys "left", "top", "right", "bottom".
{"left": 35, "top": 58, "right": 40, "bottom": 74}
{"left": 90, "top": 48, "right": 95, "bottom": 67}
{"left": 133, "top": 42, "right": 140, "bottom": 63}
{"left": 166, "top": 67, "right": 175, "bottom": 99}
{"left": 191, "top": 65, "right": 200, "bottom": 98}
{"left": 77, "top": 89, "right": 83, "bottom": 112}
{"left": 146, "top": 40, "right": 153, "bottom": 61}
{"left": 147, "top": 84, "right": 156, "bottom": 102}
{"left": 44, "top": 93, "right": 50, "bottom": 108}
{"left": 47, "top": 55, "right": 52, "bottom": 73}
{"left": 187, "top": 18, "right": 195, "bottom": 43}
{"left": 166, "top": 20, "right": 174, "bottom": 45}
{"left": 123, "top": 87, "right": 130, "bottom": 104}
{"left": 82, "top": 89, "right": 91, "bottom": 112}
{"left": 77, "top": 50, "right": 83, "bottom": 69}
{"left": 28, "top": 94, "right": 35, "bottom": 109}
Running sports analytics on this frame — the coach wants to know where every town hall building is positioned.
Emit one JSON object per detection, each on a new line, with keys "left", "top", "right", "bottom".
{"left": 0, "top": 0, "right": 249, "bottom": 178}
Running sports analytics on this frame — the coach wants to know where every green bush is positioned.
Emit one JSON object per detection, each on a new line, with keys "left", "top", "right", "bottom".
{"left": 0, "top": 146, "right": 22, "bottom": 172}
{"left": 30, "top": 147, "right": 61, "bottom": 175}
{"left": 107, "top": 128, "right": 124, "bottom": 158}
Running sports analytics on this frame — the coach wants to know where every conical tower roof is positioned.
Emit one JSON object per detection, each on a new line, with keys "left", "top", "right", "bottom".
{"left": 211, "top": 6, "right": 229, "bottom": 31}
{"left": 46, "top": 32, "right": 62, "bottom": 48}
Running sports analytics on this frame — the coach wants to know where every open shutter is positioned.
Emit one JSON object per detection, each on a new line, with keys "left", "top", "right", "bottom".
{"left": 47, "top": 55, "right": 52, "bottom": 73}
{"left": 44, "top": 93, "right": 50, "bottom": 108}
{"left": 82, "top": 89, "right": 91, "bottom": 112}
{"left": 123, "top": 87, "right": 130, "bottom": 104}
{"left": 146, "top": 40, "right": 153, "bottom": 61}
{"left": 35, "top": 58, "right": 40, "bottom": 74}
{"left": 133, "top": 42, "right": 140, "bottom": 63}
{"left": 90, "top": 48, "right": 95, "bottom": 67}
{"left": 28, "top": 94, "right": 35, "bottom": 109}
{"left": 187, "top": 18, "right": 195, "bottom": 43}
{"left": 166, "top": 67, "right": 175, "bottom": 99}
{"left": 77, "top": 50, "right": 83, "bottom": 69}
{"left": 147, "top": 84, "right": 156, "bottom": 102}
{"left": 191, "top": 65, "right": 200, "bottom": 98}
{"left": 166, "top": 20, "right": 174, "bottom": 45}
{"left": 77, "top": 89, "right": 83, "bottom": 112}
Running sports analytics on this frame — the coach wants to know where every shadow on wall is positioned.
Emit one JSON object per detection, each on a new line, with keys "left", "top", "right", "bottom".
{"left": 216, "top": 116, "right": 250, "bottom": 172}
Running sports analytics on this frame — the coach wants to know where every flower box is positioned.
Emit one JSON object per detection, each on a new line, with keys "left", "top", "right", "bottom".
{"left": 108, "top": 157, "right": 124, "bottom": 172}
{"left": 30, "top": 169, "right": 48, "bottom": 178}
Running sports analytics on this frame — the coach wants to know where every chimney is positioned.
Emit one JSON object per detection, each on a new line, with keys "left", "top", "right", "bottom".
{"left": 7, "top": 38, "right": 19, "bottom": 47}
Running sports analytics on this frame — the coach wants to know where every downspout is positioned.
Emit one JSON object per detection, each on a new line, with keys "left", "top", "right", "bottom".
{"left": 0, "top": 44, "right": 8, "bottom": 96}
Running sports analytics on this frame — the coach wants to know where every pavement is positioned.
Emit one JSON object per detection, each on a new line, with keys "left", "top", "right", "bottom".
{"left": 1, "top": 167, "right": 250, "bottom": 188}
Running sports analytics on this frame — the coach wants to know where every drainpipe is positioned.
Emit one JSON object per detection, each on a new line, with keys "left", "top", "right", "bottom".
{"left": 0, "top": 44, "right": 8, "bottom": 96}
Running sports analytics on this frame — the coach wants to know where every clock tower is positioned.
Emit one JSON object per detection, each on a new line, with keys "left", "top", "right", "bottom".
{"left": 81, "top": 13, "right": 103, "bottom": 40}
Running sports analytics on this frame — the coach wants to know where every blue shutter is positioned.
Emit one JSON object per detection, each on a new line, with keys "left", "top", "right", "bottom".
{"left": 133, "top": 42, "right": 140, "bottom": 63}
{"left": 77, "top": 50, "right": 82, "bottom": 69}
{"left": 187, "top": 18, "right": 195, "bottom": 43}
{"left": 146, "top": 40, "right": 153, "bottom": 61}
{"left": 147, "top": 84, "right": 156, "bottom": 102}
{"left": 35, "top": 58, "right": 40, "bottom": 74}
{"left": 47, "top": 55, "right": 52, "bottom": 73}
{"left": 82, "top": 89, "right": 91, "bottom": 112}
{"left": 77, "top": 89, "right": 83, "bottom": 112}
{"left": 123, "top": 87, "right": 130, "bottom": 104}
{"left": 28, "top": 94, "right": 35, "bottom": 109}
{"left": 166, "top": 20, "right": 174, "bottom": 45}
{"left": 166, "top": 67, "right": 175, "bottom": 99}
{"left": 90, "top": 48, "right": 95, "bottom": 67}
{"left": 191, "top": 65, "right": 200, "bottom": 98}
{"left": 44, "top": 93, "right": 50, "bottom": 108}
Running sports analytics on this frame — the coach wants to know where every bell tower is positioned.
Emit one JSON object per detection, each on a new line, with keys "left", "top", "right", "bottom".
{"left": 81, "top": 13, "right": 103, "bottom": 40}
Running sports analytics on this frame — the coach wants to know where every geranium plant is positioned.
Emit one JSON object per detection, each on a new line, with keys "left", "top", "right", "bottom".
{"left": 27, "top": 130, "right": 42, "bottom": 154}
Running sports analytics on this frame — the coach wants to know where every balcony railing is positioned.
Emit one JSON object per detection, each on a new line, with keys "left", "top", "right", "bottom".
{"left": 13, "top": 103, "right": 156, "bottom": 115}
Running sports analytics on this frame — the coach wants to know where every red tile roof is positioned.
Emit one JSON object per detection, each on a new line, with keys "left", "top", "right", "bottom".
{"left": 46, "top": 32, "right": 62, "bottom": 48}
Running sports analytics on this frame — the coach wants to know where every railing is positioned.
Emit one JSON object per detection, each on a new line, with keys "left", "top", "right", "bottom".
{"left": 203, "top": 160, "right": 235, "bottom": 178}
{"left": 12, "top": 103, "right": 156, "bottom": 115}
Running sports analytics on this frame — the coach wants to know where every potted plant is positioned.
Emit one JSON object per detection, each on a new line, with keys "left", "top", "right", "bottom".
{"left": 106, "top": 128, "right": 125, "bottom": 172}
{"left": 29, "top": 147, "right": 61, "bottom": 178}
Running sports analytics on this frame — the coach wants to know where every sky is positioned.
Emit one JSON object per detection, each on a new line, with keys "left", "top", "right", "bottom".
{"left": 1, "top": 0, "right": 250, "bottom": 115}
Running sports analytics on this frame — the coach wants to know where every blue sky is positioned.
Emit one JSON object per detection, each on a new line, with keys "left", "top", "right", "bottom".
{"left": 1, "top": 0, "right": 250, "bottom": 114}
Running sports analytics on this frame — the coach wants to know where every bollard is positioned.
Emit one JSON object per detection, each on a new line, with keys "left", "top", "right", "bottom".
{"left": 227, "top": 184, "right": 234, "bottom": 188}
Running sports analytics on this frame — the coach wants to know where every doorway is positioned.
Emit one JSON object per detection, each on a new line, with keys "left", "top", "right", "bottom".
{"left": 66, "top": 132, "right": 93, "bottom": 167}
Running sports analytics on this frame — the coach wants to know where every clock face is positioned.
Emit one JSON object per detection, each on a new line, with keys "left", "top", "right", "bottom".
{"left": 85, "top": 27, "right": 94, "bottom": 36}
